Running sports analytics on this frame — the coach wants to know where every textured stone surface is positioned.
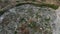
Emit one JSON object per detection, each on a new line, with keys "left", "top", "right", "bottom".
{"left": 0, "top": 4, "right": 56, "bottom": 34}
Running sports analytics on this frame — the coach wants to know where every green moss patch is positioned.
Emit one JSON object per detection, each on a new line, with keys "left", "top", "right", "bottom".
{"left": 0, "top": 11, "right": 5, "bottom": 16}
{"left": 39, "top": 3, "right": 59, "bottom": 10}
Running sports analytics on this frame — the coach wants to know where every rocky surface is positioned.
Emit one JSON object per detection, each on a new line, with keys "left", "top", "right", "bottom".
{"left": 53, "top": 7, "right": 60, "bottom": 34}
{"left": 0, "top": 0, "right": 60, "bottom": 34}
{"left": 0, "top": 4, "right": 57, "bottom": 34}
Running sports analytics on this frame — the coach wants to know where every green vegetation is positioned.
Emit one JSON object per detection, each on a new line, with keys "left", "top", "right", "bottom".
{"left": 39, "top": 3, "right": 59, "bottom": 10}
{"left": 0, "top": 11, "right": 5, "bottom": 16}
{"left": 14, "top": 31, "right": 17, "bottom": 34}
{"left": 16, "top": 1, "right": 19, "bottom": 2}
{"left": 0, "top": 0, "right": 2, "bottom": 2}
{"left": 20, "top": 18, "right": 26, "bottom": 23}
{"left": 41, "top": 0, "right": 46, "bottom": 1}
{"left": 24, "top": 0, "right": 28, "bottom": 1}
{"left": 42, "top": 4, "right": 58, "bottom": 9}
{"left": 16, "top": 2, "right": 59, "bottom": 10}
{"left": 32, "top": 0, "right": 35, "bottom": 1}
{"left": 58, "top": 0, "right": 60, "bottom": 1}
{"left": 28, "top": 21, "right": 36, "bottom": 28}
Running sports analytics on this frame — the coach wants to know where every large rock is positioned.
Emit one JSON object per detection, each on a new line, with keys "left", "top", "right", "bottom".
{"left": 0, "top": 4, "right": 56, "bottom": 34}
